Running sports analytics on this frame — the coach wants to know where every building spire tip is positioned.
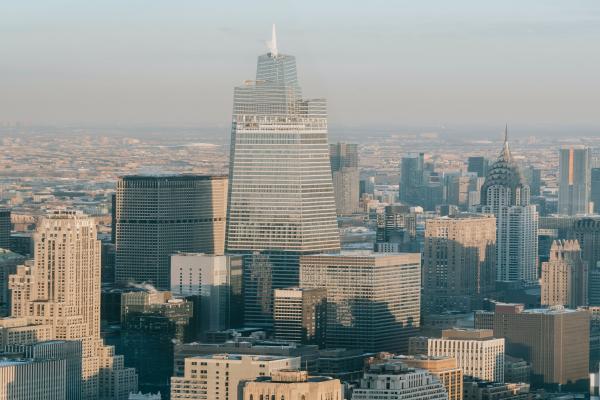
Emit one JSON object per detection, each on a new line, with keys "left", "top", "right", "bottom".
{"left": 268, "top": 23, "right": 278, "bottom": 57}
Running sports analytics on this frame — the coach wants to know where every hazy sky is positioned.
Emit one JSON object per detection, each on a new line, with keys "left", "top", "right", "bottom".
{"left": 2, "top": 1, "right": 600, "bottom": 131}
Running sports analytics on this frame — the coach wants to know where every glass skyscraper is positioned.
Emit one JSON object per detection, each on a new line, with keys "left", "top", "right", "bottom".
{"left": 558, "top": 145, "right": 592, "bottom": 215}
{"left": 226, "top": 27, "right": 340, "bottom": 327}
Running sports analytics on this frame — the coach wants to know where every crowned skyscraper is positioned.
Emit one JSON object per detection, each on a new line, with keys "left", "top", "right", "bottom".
{"left": 479, "top": 127, "right": 538, "bottom": 283}
{"left": 226, "top": 26, "right": 340, "bottom": 327}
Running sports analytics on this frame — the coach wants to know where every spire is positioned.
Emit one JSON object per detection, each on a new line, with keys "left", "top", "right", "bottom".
{"left": 499, "top": 124, "right": 511, "bottom": 162}
{"left": 267, "top": 24, "right": 278, "bottom": 57}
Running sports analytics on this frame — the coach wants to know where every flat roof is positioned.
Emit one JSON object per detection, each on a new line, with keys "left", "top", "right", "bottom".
{"left": 306, "top": 250, "right": 421, "bottom": 258}
{"left": 120, "top": 174, "right": 227, "bottom": 181}
{"left": 187, "top": 354, "right": 294, "bottom": 361}
{"left": 522, "top": 307, "right": 579, "bottom": 315}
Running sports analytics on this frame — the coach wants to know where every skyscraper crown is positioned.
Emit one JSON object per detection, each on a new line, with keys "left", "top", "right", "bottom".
{"left": 480, "top": 125, "right": 528, "bottom": 206}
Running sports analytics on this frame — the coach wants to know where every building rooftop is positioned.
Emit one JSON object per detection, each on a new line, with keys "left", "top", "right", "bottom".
{"left": 255, "top": 370, "right": 334, "bottom": 384}
{"left": 0, "top": 358, "right": 34, "bottom": 366}
{"left": 187, "top": 353, "right": 293, "bottom": 362}
{"left": 441, "top": 328, "right": 496, "bottom": 340}
{"left": 521, "top": 306, "right": 579, "bottom": 315}
{"left": 120, "top": 174, "right": 226, "bottom": 181}
{"left": 307, "top": 250, "right": 421, "bottom": 259}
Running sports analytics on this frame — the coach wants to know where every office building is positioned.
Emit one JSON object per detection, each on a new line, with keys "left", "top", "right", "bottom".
{"left": 468, "top": 157, "right": 488, "bottom": 178}
{"left": 317, "top": 348, "right": 373, "bottom": 382}
{"left": 351, "top": 362, "right": 448, "bottom": 400}
{"left": 0, "top": 209, "right": 9, "bottom": 249}
{"left": 300, "top": 251, "right": 420, "bottom": 352}
{"left": 330, "top": 142, "right": 360, "bottom": 215}
{"left": 170, "top": 354, "right": 300, "bottom": 400}
{"left": 504, "top": 356, "right": 530, "bottom": 384}
{"left": 590, "top": 268, "right": 600, "bottom": 306}
{"left": 173, "top": 339, "right": 320, "bottom": 377}
{"left": 101, "top": 242, "right": 116, "bottom": 284}
{"left": 400, "top": 153, "right": 425, "bottom": 204}
{"left": 479, "top": 128, "right": 538, "bottom": 283}
{"left": 273, "top": 287, "right": 326, "bottom": 347}
{"left": 374, "top": 205, "right": 418, "bottom": 252}
{"left": 117, "top": 290, "right": 193, "bottom": 395}
{"left": 572, "top": 217, "right": 600, "bottom": 274}
{"left": 491, "top": 303, "right": 589, "bottom": 386}
{"left": 558, "top": 146, "right": 592, "bottom": 215}
{"left": 0, "top": 358, "right": 67, "bottom": 399}
{"left": 400, "top": 154, "right": 443, "bottom": 210}
{"left": 522, "top": 166, "right": 542, "bottom": 197}
{"left": 409, "top": 328, "right": 505, "bottom": 382}
{"left": 541, "top": 240, "right": 588, "bottom": 308}
{"left": 226, "top": 27, "right": 340, "bottom": 328}
{"left": 3, "top": 340, "right": 83, "bottom": 400}
{"left": 592, "top": 168, "right": 600, "bottom": 214}
{"left": 446, "top": 174, "right": 471, "bottom": 209}
{"left": 0, "top": 211, "right": 137, "bottom": 399}
{"left": 242, "top": 370, "right": 342, "bottom": 400}
{"left": 115, "top": 174, "right": 227, "bottom": 289}
{"left": 171, "top": 253, "right": 243, "bottom": 332}
{"left": 463, "top": 379, "right": 530, "bottom": 400}
{"left": 390, "top": 355, "right": 463, "bottom": 400}
{"left": 0, "top": 249, "right": 25, "bottom": 317}
{"left": 8, "top": 233, "right": 32, "bottom": 258}
{"left": 423, "top": 213, "right": 496, "bottom": 313}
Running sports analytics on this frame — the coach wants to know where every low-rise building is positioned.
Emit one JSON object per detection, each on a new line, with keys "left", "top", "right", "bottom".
{"left": 409, "top": 328, "right": 505, "bottom": 382}
{"left": 0, "top": 358, "right": 67, "bottom": 399}
{"left": 242, "top": 369, "right": 342, "bottom": 400}
{"left": 170, "top": 354, "right": 300, "bottom": 400}
{"left": 395, "top": 355, "right": 463, "bottom": 400}
{"left": 351, "top": 362, "right": 448, "bottom": 400}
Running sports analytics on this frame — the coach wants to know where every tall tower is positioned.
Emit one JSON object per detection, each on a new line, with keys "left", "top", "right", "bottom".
{"left": 541, "top": 239, "right": 588, "bottom": 308}
{"left": 226, "top": 26, "right": 340, "bottom": 327}
{"left": 558, "top": 146, "right": 591, "bottom": 215}
{"left": 0, "top": 211, "right": 137, "bottom": 399}
{"left": 479, "top": 127, "right": 538, "bottom": 283}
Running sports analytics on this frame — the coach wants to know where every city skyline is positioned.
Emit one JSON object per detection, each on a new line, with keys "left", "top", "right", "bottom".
{"left": 1, "top": 4, "right": 599, "bottom": 398}
{"left": 2, "top": 1, "right": 600, "bottom": 134}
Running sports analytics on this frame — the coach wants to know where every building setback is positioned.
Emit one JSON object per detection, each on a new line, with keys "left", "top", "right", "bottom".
{"left": 226, "top": 28, "right": 340, "bottom": 329}
{"left": 479, "top": 128, "right": 538, "bottom": 283}
{"left": 0, "top": 211, "right": 137, "bottom": 399}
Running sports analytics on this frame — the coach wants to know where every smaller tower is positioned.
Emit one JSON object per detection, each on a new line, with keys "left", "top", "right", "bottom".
{"left": 541, "top": 239, "right": 588, "bottom": 308}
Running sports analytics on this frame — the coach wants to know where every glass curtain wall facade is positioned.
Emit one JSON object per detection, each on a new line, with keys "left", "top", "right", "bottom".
{"left": 226, "top": 32, "right": 340, "bottom": 328}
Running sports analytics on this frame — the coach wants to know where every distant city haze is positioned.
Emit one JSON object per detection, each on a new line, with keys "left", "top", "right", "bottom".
{"left": 2, "top": 1, "right": 600, "bottom": 134}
